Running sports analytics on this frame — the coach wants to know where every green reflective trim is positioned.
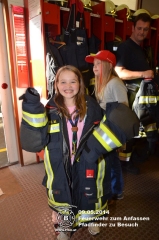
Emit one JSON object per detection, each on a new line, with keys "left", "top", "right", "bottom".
{"left": 48, "top": 123, "right": 60, "bottom": 133}
{"left": 22, "top": 110, "right": 48, "bottom": 127}
{"left": 139, "top": 96, "right": 159, "bottom": 104}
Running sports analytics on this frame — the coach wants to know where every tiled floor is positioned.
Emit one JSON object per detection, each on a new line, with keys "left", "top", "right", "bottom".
{"left": 0, "top": 148, "right": 159, "bottom": 240}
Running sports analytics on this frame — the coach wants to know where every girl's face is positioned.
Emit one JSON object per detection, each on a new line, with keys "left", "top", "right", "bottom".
{"left": 93, "top": 58, "right": 102, "bottom": 77}
{"left": 56, "top": 70, "right": 80, "bottom": 105}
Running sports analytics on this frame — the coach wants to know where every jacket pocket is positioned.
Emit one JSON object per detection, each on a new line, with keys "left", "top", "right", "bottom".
{"left": 52, "top": 187, "right": 69, "bottom": 203}
{"left": 83, "top": 179, "right": 97, "bottom": 203}
{"left": 20, "top": 123, "right": 45, "bottom": 152}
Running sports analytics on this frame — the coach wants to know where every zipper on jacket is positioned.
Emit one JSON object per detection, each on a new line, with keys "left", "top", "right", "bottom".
{"left": 58, "top": 112, "right": 71, "bottom": 187}
{"left": 74, "top": 124, "right": 95, "bottom": 162}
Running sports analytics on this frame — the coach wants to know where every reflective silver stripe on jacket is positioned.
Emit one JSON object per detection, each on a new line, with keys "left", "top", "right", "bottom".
{"left": 139, "top": 96, "right": 159, "bottom": 104}
{"left": 93, "top": 120, "right": 122, "bottom": 152}
{"left": 48, "top": 123, "right": 60, "bottom": 133}
{"left": 22, "top": 110, "right": 48, "bottom": 127}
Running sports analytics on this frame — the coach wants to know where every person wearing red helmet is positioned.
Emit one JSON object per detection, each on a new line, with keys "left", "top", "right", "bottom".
{"left": 85, "top": 50, "right": 128, "bottom": 201}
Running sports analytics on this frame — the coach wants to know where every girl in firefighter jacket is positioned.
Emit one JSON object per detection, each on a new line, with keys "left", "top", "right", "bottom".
{"left": 20, "top": 65, "right": 139, "bottom": 239}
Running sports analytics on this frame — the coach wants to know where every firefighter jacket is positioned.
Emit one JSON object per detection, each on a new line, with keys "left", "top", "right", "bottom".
{"left": 133, "top": 79, "right": 159, "bottom": 142}
{"left": 20, "top": 88, "right": 139, "bottom": 228}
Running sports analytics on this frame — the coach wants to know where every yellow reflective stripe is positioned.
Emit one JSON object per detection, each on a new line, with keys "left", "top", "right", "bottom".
{"left": 139, "top": 131, "right": 146, "bottom": 137}
{"left": 48, "top": 123, "right": 60, "bottom": 133}
{"left": 22, "top": 110, "right": 48, "bottom": 127}
{"left": 119, "top": 152, "right": 131, "bottom": 157}
{"left": 90, "top": 78, "right": 95, "bottom": 86}
{"left": 119, "top": 152, "right": 131, "bottom": 161}
{"left": 48, "top": 199, "right": 70, "bottom": 209}
{"left": 96, "top": 157, "right": 105, "bottom": 199}
{"left": 85, "top": 88, "right": 89, "bottom": 95}
{"left": 95, "top": 196, "right": 102, "bottom": 210}
{"left": 139, "top": 96, "right": 159, "bottom": 104}
{"left": 81, "top": 69, "right": 89, "bottom": 73}
{"left": 93, "top": 122, "right": 122, "bottom": 152}
{"left": 44, "top": 147, "right": 54, "bottom": 196}
{"left": 44, "top": 147, "right": 69, "bottom": 208}
{"left": 102, "top": 115, "right": 106, "bottom": 122}
{"left": 144, "top": 123, "right": 157, "bottom": 132}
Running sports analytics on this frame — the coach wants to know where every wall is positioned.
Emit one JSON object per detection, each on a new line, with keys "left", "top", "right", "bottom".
{"left": 112, "top": 0, "right": 138, "bottom": 11}
{"left": 0, "top": 0, "right": 37, "bottom": 165}
{"left": 142, "top": 0, "right": 159, "bottom": 15}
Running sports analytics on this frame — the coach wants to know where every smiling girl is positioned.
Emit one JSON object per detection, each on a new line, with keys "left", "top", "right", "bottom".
{"left": 44, "top": 65, "right": 110, "bottom": 239}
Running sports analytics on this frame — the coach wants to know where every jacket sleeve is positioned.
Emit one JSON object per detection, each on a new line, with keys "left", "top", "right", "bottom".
{"left": 19, "top": 88, "right": 49, "bottom": 152}
{"left": 82, "top": 102, "right": 140, "bottom": 163}
{"left": 133, "top": 79, "right": 159, "bottom": 142}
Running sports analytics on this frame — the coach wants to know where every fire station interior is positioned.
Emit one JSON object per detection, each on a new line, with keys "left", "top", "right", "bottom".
{"left": 0, "top": 0, "right": 159, "bottom": 239}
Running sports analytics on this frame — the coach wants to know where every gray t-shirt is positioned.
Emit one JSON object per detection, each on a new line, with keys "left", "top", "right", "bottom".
{"left": 98, "top": 77, "right": 129, "bottom": 110}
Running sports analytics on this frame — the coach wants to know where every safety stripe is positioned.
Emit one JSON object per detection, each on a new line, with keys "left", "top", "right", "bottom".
{"left": 139, "top": 96, "right": 159, "bottom": 104}
{"left": 139, "top": 131, "right": 146, "bottom": 137}
{"left": 95, "top": 195, "right": 102, "bottom": 210}
{"left": 48, "top": 199, "right": 70, "bottom": 209}
{"left": 81, "top": 69, "right": 89, "bottom": 73}
{"left": 44, "top": 147, "right": 54, "bottom": 199}
{"left": 22, "top": 110, "right": 48, "bottom": 127}
{"left": 144, "top": 123, "right": 157, "bottom": 132}
{"left": 48, "top": 123, "right": 60, "bottom": 133}
{"left": 85, "top": 88, "right": 89, "bottom": 95}
{"left": 119, "top": 152, "right": 132, "bottom": 161}
{"left": 93, "top": 122, "right": 122, "bottom": 152}
{"left": 89, "top": 78, "right": 95, "bottom": 86}
{"left": 96, "top": 157, "right": 105, "bottom": 199}
{"left": 74, "top": 201, "right": 108, "bottom": 228}
{"left": 44, "top": 147, "right": 69, "bottom": 208}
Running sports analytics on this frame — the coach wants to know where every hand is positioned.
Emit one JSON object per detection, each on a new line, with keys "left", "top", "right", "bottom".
{"left": 143, "top": 70, "right": 154, "bottom": 79}
{"left": 52, "top": 210, "right": 58, "bottom": 224}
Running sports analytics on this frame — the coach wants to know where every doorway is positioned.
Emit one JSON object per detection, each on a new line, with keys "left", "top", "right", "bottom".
{"left": 0, "top": 107, "right": 8, "bottom": 168}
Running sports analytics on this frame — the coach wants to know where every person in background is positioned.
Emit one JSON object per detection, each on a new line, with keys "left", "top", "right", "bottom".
{"left": 85, "top": 50, "right": 129, "bottom": 201}
{"left": 115, "top": 13, "right": 156, "bottom": 175}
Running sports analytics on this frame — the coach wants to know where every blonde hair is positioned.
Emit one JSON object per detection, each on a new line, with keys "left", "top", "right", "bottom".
{"left": 95, "top": 61, "right": 118, "bottom": 101}
{"left": 54, "top": 65, "right": 87, "bottom": 121}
